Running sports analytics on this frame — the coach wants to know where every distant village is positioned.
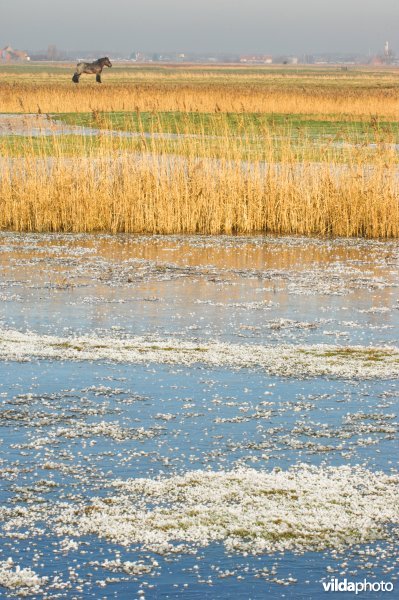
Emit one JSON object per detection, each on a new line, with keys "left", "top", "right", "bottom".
{"left": 0, "top": 45, "right": 30, "bottom": 61}
{"left": 1, "top": 42, "right": 397, "bottom": 66}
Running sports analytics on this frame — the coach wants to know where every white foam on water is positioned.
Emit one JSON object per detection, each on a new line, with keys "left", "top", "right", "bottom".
{"left": 1, "top": 328, "right": 398, "bottom": 379}
{"left": 55, "top": 465, "right": 399, "bottom": 555}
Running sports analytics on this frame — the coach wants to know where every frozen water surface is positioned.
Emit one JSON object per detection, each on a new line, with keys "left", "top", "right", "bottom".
{"left": 0, "top": 233, "right": 398, "bottom": 598}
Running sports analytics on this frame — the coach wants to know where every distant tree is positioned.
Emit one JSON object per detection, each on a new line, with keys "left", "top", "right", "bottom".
{"left": 47, "top": 45, "right": 58, "bottom": 60}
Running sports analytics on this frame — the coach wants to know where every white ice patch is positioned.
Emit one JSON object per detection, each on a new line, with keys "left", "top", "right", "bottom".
{"left": 1, "top": 328, "right": 398, "bottom": 379}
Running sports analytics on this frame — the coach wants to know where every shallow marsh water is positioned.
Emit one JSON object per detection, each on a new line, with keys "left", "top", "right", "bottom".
{"left": 0, "top": 233, "right": 398, "bottom": 599}
{"left": 0, "top": 114, "right": 190, "bottom": 139}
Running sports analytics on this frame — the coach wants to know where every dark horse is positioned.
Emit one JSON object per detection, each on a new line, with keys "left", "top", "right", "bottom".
{"left": 72, "top": 57, "right": 112, "bottom": 83}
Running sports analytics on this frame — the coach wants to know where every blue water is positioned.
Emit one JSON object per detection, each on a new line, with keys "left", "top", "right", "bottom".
{"left": 0, "top": 360, "right": 398, "bottom": 598}
{"left": 0, "top": 234, "right": 398, "bottom": 598}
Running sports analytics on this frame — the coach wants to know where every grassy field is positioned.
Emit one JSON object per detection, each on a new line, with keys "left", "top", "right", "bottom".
{"left": 0, "top": 63, "right": 398, "bottom": 237}
{"left": 55, "top": 110, "right": 399, "bottom": 139}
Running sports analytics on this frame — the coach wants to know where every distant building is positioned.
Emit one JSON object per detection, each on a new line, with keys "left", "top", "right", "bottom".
{"left": 1, "top": 45, "right": 30, "bottom": 61}
{"left": 240, "top": 55, "right": 272, "bottom": 64}
{"left": 370, "top": 41, "right": 395, "bottom": 66}
{"left": 131, "top": 51, "right": 146, "bottom": 62}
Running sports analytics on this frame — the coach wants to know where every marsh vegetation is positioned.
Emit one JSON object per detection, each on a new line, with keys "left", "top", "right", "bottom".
{"left": 1, "top": 64, "right": 399, "bottom": 598}
{"left": 0, "top": 63, "right": 398, "bottom": 237}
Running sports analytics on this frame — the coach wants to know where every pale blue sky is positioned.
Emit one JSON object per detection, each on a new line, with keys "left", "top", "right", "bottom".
{"left": 1, "top": 0, "right": 398, "bottom": 54}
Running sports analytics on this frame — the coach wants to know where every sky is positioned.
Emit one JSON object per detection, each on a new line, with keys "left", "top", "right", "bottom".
{"left": 1, "top": 0, "right": 398, "bottom": 55}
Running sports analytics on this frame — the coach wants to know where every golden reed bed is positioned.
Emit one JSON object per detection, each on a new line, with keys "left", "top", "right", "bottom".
{"left": 1, "top": 148, "right": 398, "bottom": 237}
{"left": 0, "top": 81, "right": 398, "bottom": 117}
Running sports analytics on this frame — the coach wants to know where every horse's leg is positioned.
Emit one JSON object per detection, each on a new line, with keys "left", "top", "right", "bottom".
{"left": 72, "top": 63, "right": 85, "bottom": 83}
{"left": 96, "top": 72, "right": 102, "bottom": 83}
